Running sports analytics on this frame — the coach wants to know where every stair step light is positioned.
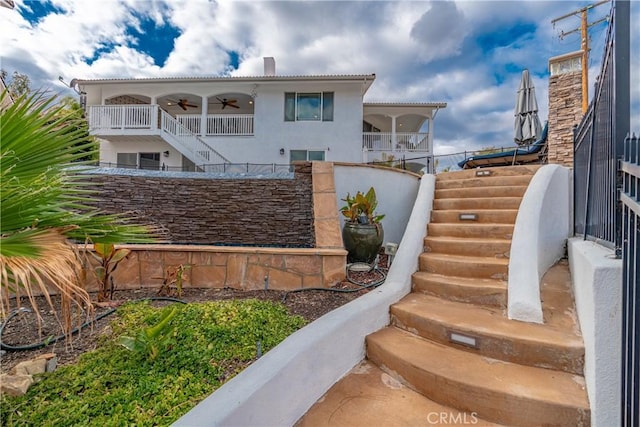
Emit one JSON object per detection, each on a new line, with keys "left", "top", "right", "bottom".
{"left": 448, "top": 330, "right": 480, "bottom": 349}
{"left": 459, "top": 213, "right": 479, "bottom": 221}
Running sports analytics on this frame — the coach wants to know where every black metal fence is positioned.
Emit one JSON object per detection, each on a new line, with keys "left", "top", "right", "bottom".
{"left": 95, "top": 162, "right": 294, "bottom": 174}
{"left": 572, "top": 1, "right": 636, "bottom": 425}
{"left": 621, "top": 132, "right": 639, "bottom": 427}
{"left": 573, "top": 4, "right": 621, "bottom": 251}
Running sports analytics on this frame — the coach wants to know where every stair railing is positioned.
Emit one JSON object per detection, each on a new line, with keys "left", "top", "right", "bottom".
{"left": 159, "top": 110, "right": 230, "bottom": 168}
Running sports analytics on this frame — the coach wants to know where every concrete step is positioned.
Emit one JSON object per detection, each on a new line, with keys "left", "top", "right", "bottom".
{"left": 430, "top": 209, "right": 518, "bottom": 224}
{"left": 427, "top": 223, "right": 514, "bottom": 239}
{"left": 433, "top": 197, "right": 523, "bottom": 211}
{"left": 436, "top": 174, "right": 534, "bottom": 190}
{"left": 295, "top": 360, "right": 500, "bottom": 427}
{"left": 412, "top": 271, "right": 506, "bottom": 308}
{"left": 424, "top": 236, "right": 511, "bottom": 258}
{"left": 435, "top": 185, "right": 527, "bottom": 199}
{"left": 366, "top": 327, "right": 590, "bottom": 426}
{"left": 436, "top": 165, "right": 541, "bottom": 181}
{"left": 390, "top": 293, "right": 585, "bottom": 375}
{"left": 419, "top": 253, "right": 508, "bottom": 280}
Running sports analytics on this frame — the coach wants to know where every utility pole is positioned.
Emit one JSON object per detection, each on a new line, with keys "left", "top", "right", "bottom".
{"left": 551, "top": 0, "right": 610, "bottom": 113}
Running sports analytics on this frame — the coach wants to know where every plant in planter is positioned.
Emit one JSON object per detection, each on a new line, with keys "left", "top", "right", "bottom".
{"left": 340, "top": 187, "right": 385, "bottom": 264}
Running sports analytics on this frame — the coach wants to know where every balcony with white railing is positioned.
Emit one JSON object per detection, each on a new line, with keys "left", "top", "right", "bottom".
{"left": 88, "top": 104, "right": 158, "bottom": 133}
{"left": 177, "top": 114, "right": 254, "bottom": 136}
{"left": 362, "top": 132, "right": 430, "bottom": 152}
{"left": 88, "top": 105, "right": 254, "bottom": 138}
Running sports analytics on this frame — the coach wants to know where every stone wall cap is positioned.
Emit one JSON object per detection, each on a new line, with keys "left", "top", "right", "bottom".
{"left": 549, "top": 50, "right": 583, "bottom": 64}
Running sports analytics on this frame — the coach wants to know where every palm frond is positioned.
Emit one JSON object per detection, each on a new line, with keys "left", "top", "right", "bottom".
{"left": 1, "top": 90, "right": 155, "bottom": 338}
{"left": 0, "top": 228, "right": 93, "bottom": 333}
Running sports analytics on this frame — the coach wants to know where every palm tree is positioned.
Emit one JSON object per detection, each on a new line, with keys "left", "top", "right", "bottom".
{"left": 0, "top": 91, "right": 153, "bottom": 335}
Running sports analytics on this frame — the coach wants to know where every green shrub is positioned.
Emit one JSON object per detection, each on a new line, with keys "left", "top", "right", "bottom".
{"left": 0, "top": 299, "right": 306, "bottom": 426}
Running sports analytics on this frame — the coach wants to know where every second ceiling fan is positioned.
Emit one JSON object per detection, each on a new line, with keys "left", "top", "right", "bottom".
{"left": 210, "top": 97, "right": 240, "bottom": 110}
{"left": 168, "top": 98, "right": 198, "bottom": 111}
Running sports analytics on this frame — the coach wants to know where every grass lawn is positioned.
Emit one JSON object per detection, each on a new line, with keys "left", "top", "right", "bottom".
{"left": 0, "top": 299, "right": 306, "bottom": 426}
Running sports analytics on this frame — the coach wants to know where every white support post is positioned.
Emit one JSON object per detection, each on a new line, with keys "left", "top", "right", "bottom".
{"left": 200, "top": 97, "right": 208, "bottom": 136}
{"left": 428, "top": 117, "right": 434, "bottom": 158}
{"left": 150, "top": 97, "right": 157, "bottom": 131}
{"left": 391, "top": 116, "right": 397, "bottom": 152}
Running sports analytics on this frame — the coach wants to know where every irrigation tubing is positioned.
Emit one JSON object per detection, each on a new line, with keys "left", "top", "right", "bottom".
{"left": 0, "top": 297, "right": 186, "bottom": 352}
{"left": 280, "top": 260, "right": 388, "bottom": 304}
{"left": 3, "top": 263, "right": 388, "bottom": 350}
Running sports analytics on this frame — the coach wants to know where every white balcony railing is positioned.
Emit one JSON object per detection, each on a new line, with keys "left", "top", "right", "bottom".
{"left": 362, "top": 132, "right": 430, "bottom": 152}
{"left": 177, "top": 114, "right": 254, "bottom": 136}
{"left": 87, "top": 105, "right": 230, "bottom": 168}
{"left": 88, "top": 104, "right": 157, "bottom": 130}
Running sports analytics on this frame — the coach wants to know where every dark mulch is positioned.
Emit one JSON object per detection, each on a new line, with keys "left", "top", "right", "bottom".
{"left": 1, "top": 258, "right": 388, "bottom": 374}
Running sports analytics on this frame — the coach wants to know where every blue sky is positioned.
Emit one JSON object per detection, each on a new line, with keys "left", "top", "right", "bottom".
{"left": 1, "top": 0, "right": 637, "bottom": 168}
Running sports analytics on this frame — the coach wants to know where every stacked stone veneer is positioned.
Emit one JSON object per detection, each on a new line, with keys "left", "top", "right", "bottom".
{"left": 547, "top": 52, "right": 584, "bottom": 167}
{"left": 86, "top": 163, "right": 315, "bottom": 247}
{"left": 81, "top": 162, "right": 347, "bottom": 291}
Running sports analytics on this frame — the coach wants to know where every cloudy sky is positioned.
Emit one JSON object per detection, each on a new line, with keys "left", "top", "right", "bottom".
{"left": 1, "top": 0, "right": 637, "bottom": 167}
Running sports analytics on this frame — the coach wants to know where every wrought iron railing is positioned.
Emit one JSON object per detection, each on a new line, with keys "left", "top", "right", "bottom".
{"left": 621, "top": 133, "right": 639, "bottom": 427}
{"left": 571, "top": 2, "right": 636, "bottom": 425}
{"left": 94, "top": 162, "right": 294, "bottom": 174}
{"left": 572, "top": 1, "right": 622, "bottom": 251}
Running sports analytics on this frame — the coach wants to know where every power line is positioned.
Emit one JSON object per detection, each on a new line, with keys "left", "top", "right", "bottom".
{"left": 551, "top": 0, "right": 611, "bottom": 113}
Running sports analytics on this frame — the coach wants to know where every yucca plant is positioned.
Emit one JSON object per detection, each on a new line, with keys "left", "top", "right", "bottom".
{"left": 0, "top": 90, "right": 153, "bottom": 336}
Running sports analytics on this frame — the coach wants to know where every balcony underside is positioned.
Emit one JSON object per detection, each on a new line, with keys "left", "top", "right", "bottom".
{"left": 94, "top": 134, "right": 165, "bottom": 144}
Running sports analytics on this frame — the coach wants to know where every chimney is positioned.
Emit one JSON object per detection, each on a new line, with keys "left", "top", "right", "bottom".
{"left": 264, "top": 57, "right": 276, "bottom": 76}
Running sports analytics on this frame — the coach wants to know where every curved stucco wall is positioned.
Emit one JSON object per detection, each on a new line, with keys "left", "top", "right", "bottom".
{"left": 174, "top": 174, "right": 435, "bottom": 427}
{"left": 333, "top": 163, "right": 421, "bottom": 245}
{"left": 508, "top": 164, "right": 571, "bottom": 323}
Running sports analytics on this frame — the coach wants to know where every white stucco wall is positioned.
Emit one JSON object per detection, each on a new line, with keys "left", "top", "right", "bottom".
{"left": 86, "top": 78, "right": 367, "bottom": 166}
{"left": 508, "top": 164, "right": 571, "bottom": 323}
{"left": 240, "top": 82, "right": 364, "bottom": 164}
{"left": 174, "top": 174, "right": 435, "bottom": 427}
{"left": 568, "top": 238, "right": 622, "bottom": 427}
{"left": 99, "top": 138, "right": 185, "bottom": 170}
{"left": 333, "top": 164, "right": 421, "bottom": 245}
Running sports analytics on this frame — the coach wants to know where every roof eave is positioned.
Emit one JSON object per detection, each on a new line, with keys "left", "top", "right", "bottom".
{"left": 76, "top": 74, "right": 377, "bottom": 86}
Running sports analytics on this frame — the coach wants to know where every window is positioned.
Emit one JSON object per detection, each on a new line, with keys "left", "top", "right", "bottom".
{"left": 116, "top": 153, "right": 137, "bottom": 169}
{"left": 290, "top": 150, "right": 325, "bottom": 162}
{"left": 284, "top": 92, "right": 334, "bottom": 122}
{"left": 116, "top": 152, "right": 161, "bottom": 169}
{"left": 139, "top": 152, "right": 160, "bottom": 170}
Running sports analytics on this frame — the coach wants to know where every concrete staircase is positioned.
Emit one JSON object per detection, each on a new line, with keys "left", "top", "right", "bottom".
{"left": 297, "top": 165, "right": 590, "bottom": 426}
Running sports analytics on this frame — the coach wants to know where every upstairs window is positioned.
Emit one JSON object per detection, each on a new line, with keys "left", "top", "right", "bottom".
{"left": 285, "top": 92, "right": 334, "bottom": 122}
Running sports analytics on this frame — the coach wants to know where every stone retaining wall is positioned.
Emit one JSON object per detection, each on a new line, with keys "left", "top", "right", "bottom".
{"left": 84, "top": 244, "right": 346, "bottom": 291}
{"left": 79, "top": 162, "right": 347, "bottom": 291}
{"left": 84, "top": 162, "right": 315, "bottom": 247}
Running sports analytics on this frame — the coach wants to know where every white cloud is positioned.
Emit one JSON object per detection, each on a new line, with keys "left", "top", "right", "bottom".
{"left": 1, "top": 0, "right": 637, "bottom": 158}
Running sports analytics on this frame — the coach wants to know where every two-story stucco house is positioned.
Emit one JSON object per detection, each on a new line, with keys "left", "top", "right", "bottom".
{"left": 77, "top": 58, "right": 446, "bottom": 172}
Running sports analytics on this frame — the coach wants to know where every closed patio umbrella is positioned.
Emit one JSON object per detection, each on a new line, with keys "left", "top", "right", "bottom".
{"left": 514, "top": 69, "right": 543, "bottom": 146}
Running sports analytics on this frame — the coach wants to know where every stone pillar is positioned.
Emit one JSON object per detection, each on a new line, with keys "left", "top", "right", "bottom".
{"left": 547, "top": 50, "right": 584, "bottom": 167}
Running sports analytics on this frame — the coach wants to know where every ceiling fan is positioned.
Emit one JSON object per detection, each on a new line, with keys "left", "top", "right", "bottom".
{"left": 167, "top": 98, "right": 198, "bottom": 111}
{"left": 210, "top": 97, "right": 240, "bottom": 109}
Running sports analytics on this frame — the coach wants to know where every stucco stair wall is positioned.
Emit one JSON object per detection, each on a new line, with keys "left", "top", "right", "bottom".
{"left": 298, "top": 165, "right": 589, "bottom": 426}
